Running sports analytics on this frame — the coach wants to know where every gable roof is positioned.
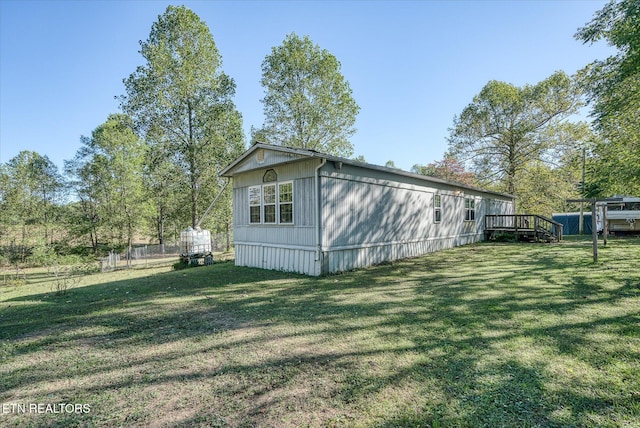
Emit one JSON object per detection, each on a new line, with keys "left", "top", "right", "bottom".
{"left": 219, "top": 142, "right": 336, "bottom": 177}
{"left": 220, "top": 142, "right": 514, "bottom": 200}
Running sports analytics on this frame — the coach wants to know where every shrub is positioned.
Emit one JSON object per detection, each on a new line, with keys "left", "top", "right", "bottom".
{"left": 49, "top": 262, "right": 98, "bottom": 295}
{"left": 492, "top": 233, "right": 517, "bottom": 242}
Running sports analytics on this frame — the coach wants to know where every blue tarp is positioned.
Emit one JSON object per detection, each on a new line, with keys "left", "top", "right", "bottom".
{"left": 552, "top": 213, "right": 594, "bottom": 235}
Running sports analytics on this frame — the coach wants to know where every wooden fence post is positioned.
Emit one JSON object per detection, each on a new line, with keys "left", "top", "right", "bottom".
{"left": 591, "top": 200, "right": 598, "bottom": 262}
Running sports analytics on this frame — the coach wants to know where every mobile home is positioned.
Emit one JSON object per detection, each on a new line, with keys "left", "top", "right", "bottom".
{"left": 604, "top": 196, "right": 640, "bottom": 234}
{"left": 220, "top": 143, "right": 515, "bottom": 276}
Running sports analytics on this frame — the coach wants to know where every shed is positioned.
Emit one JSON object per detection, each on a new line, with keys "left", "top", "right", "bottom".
{"left": 220, "top": 143, "right": 515, "bottom": 276}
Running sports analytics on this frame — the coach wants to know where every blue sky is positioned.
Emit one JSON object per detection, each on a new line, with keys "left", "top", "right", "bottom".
{"left": 0, "top": 0, "right": 614, "bottom": 172}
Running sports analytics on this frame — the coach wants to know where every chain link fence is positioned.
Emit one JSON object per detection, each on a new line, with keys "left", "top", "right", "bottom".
{"left": 99, "top": 244, "right": 177, "bottom": 272}
{"left": 99, "top": 233, "right": 232, "bottom": 272}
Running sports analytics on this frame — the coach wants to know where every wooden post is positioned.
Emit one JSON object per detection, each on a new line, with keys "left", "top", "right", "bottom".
{"left": 579, "top": 202, "right": 584, "bottom": 235}
{"left": 603, "top": 205, "right": 608, "bottom": 246}
{"left": 567, "top": 197, "right": 622, "bottom": 263}
{"left": 591, "top": 200, "right": 598, "bottom": 262}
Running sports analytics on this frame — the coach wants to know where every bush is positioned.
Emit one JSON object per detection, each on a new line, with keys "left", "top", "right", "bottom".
{"left": 492, "top": 233, "right": 517, "bottom": 242}
{"left": 0, "top": 244, "right": 33, "bottom": 267}
{"left": 49, "top": 262, "right": 98, "bottom": 295}
{"left": 1, "top": 271, "right": 26, "bottom": 288}
{"left": 172, "top": 260, "right": 190, "bottom": 271}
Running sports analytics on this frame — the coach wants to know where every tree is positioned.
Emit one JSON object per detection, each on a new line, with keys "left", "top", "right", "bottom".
{"left": 412, "top": 155, "right": 477, "bottom": 187}
{"left": 447, "top": 71, "right": 583, "bottom": 196}
{"left": 576, "top": 0, "right": 640, "bottom": 196}
{"left": 384, "top": 160, "right": 399, "bottom": 169}
{"left": 65, "top": 114, "right": 147, "bottom": 250}
{"left": 0, "top": 165, "right": 9, "bottom": 242}
{"left": 1, "top": 151, "right": 64, "bottom": 246}
{"left": 120, "top": 5, "right": 244, "bottom": 229}
{"left": 584, "top": 122, "right": 640, "bottom": 196}
{"left": 143, "top": 150, "right": 183, "bottom": 248}
{"left": 575, "top": 0, "right": 640, "bottom": 123}
{"left": 514, "top": 121, "right": 596, "bottom": 213}
{"left": 256, "top": 33, "right": 360, "bottom": 157}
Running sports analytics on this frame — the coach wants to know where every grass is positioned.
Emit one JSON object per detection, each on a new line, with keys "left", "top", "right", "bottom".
{"left": 0, "top": 238, "right": 639, "bottom": 427}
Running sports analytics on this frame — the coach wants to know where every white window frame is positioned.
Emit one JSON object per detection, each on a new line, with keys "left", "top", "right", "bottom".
{"left": 249, "top": 185, "right": 262, "bottom": 224}
{"left": 248, "top": 181, "right": 294, "bottom": 225}
{"left": 464, "top": 197, "right": 476, "bottom": 222}
{"left": 278, "top": 181, "right": 294, "bottom": 224}
{"left": 263, "top": 184, "right": 277, "bottom": 224}
{"left": 434, "top": 194, "right": 442, "bottom": 223}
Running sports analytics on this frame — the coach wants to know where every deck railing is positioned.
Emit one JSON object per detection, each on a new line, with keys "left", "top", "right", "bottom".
{"left": 485, "top": 214, "right": 563, "bottom": 242}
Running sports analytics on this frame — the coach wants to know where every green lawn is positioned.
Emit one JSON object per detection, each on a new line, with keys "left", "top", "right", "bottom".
{"left": 1, "top": 239, "right": 639, "bottom": 427}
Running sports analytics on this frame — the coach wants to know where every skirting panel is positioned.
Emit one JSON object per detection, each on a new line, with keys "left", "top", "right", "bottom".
{"left": 235, "top": 233, "right": 482, "bottom": 276}
{"left": 235, "top": 243, "right": 320, "bottom": 276}
{"left": 323, "top": 233, "right": 483, "bottom": 275}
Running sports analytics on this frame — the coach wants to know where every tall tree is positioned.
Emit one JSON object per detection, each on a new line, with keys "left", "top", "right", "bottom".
{"left": 1, "top": 151, "right": 64, "bottom": 246}
{"left": 256, "top": 33, "right": 360, "bottom": 157}
{"left": 447, "top": 71, "right": 583, "bottom": 196}
{"left": 120, "top": 5, "right": 244, "bottom": 229}
{"left": 0, "top": 165, "right": 9, "bottom": 242}
{"left": 143, "top": 150, "right": 183, "bottom": 248}
{"left": 576, "top": 0, "right": 640, "bottom": 196}
{"left": 65, "top": 114, "right": 147, "bottom": 250}
{"left": 509, "top": 121, "right": 596, "bottom": 213}
{"left": 575, "top": 0, "right": 639, "bottom": 123}
{"left": 583, "top": 122, "right": 640, "bottom": 196}
{"left": 412, "top": 155, "right": 477, "bottom": 187}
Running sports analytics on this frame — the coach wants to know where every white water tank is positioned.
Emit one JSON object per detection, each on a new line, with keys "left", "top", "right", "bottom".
{"left": 180, "top": 227, "right": 212, "bottom": 256}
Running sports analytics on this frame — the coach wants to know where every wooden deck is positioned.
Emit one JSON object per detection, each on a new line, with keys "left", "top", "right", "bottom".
{"left": 485, "top": 214, "right": 563, "bottom": 242}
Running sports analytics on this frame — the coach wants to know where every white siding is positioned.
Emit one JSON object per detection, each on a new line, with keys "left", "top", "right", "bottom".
{"left": 324, "top": 235, "right": 476, "bottom": 273}
{"left": 233, "top": 160, "right": 318, "bottom": 249}
{"left": 231, "top": 149, "right": 309, "bottom": 174}
{"left": 232, "top": 158, "right": 318, "bottom": 188}
{"left": 322, "top": 176, "right": 434, "bottom": 248}
{"left": 235, "top": 243, "right": 320, "bottom": 276}
{"left": 318, "top": 164, "right": 509, "bottom": 274}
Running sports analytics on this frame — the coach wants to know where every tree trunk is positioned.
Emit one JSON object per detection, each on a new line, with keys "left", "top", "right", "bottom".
{"left": 188, "top": 103, "right": 198, "bottom": 228}
{"left": 90, "top": 228, "right": 98, "bottom": 255}
{"left": 157, "top": 206, "right": 165, "bottom": 246}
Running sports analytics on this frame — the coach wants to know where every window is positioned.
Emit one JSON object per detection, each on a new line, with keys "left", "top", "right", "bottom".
{"left": 248, "top": 181, "right": 294, "bottom": 225}
{"left": 263, "top": 169, "right": 277, "bottom": 182}
{"left": 263, "top": 184, "right": 276, "bottom": 223}
{"left": 249, "top": 186, "right": 261, "bottom": 224}
{"left": 434, "top": 194, "right": 442, "bottom": 223}
{"left": 465, "top": 198, "right": 476, "bottom": 221}
{"left": 279, "top": 182, "right": 293, "bottom": 223}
